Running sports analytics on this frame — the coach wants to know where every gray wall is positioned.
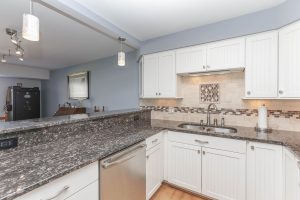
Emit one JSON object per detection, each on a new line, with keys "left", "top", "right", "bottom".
{"left": 140, "top": 0, "right": 300, "bottom": 55}
{"left": 0, "top": 78, "right": 41, "bottom": 116}
{"left": 42, "top": 51, "right": 139, "bottom": 117}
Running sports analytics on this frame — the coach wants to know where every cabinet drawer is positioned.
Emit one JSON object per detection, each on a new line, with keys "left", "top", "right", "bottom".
{"left": 16, "top": 162, "right": 98, "bottom": 200}
{"left": 146, "top": 132, "right": 163, "bottom": 150}
{"left": 167, "top": 131, "right": 246, "bottom": 154}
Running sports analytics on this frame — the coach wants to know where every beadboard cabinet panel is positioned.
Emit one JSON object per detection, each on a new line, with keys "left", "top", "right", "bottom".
{"left": 167, "top": 141, "right": 202, "bottom": 193}
{"left": 176, "top": 45, "right": 207, "bottom": 74}
{"left": 206, "top": 38, "right": 245, "bottom": 71}
{"left": 142, "top": 54, "right": 159, "bottom": 98}
{"left": 202, "top": 148, "right": 246, "bottom": 200}
{"left": 247, "top": 142, "right": 283, "bottom": 200}
{"left": 279, "top": 21, "right": 300, "bottom": 98}
{"left": 245, "top": 31, "right": 278, "bottom": 98}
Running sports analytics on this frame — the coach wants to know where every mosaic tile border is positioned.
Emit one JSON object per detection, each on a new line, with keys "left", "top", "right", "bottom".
{"left": 140, "top": 106, "right": 300, "bottom": 119}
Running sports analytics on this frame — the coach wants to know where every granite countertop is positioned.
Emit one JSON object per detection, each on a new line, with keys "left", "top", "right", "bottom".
{"left": 151, "top": 119, "right": 300, "bottom": 160}
{"left": 0, "top": 108, "right": 145, "bottom": 135}
{"left": 0, "top": 124, "right": 163, "bottom": 200}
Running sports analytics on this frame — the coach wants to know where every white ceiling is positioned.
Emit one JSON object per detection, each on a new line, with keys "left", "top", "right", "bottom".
{"left": 73, "top": 0, "right": 286, "bottom": 41}
{"left": 0, "top": 0, "right": 133, "bottom": 69}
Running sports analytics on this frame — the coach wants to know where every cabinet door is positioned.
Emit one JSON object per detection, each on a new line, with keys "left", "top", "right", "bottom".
{"left": 143, "top": 54, "right": 159, "bottom": 98}
{"left": 158, "top": 51, "right": 176, "bottom": 97}
{"left": 146, "top": 144, "right": 163, "bottom": 200}
{"left": 207, "top": 38, "right": 245, "bottom": 71}
{"left": 66, "top": 180, "right": 98, "bottom": 200}
{"left": 247, "top": 142, "right": 283, "bottom": 200}
{"left": 167, "top": 141, "right": 201, "bottom": 193}
{"left": 283, "top": 148, "right": 300, "bottom": 200}
{"left": 245, "top": 31, "right": 278, "bottom": 98}
{"left": 176, "top": 45, "right": 207, "bottom": 74}
{"left": 202, "top": 148, "right": 246, "bottom": 200}
{"left": 279, "top": 21, "right": 300, "bottom": 98}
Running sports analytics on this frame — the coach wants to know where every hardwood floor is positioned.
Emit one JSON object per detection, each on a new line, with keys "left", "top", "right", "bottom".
{"left": 150, "top": 184, "right": 209, "bottom": 200}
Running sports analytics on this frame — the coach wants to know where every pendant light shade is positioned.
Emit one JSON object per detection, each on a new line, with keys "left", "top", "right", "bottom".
{"left": 118, "top": 51, "right": 125, "bottom": 66}
{"left": 22, "top": 13, "right": 39, "bottom": 41}
{"left": 118, "top": 37, "right": 126, "bottom": 66}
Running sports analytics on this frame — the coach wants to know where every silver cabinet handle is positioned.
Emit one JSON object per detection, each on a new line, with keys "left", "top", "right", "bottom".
{"left": 152, "top": 139, "right": 158, "bottom": 143}
{"left": 102, "top": 144, "right": 146, "bottom": 169}
{"left": 194, "top": 139, "right": 209, "bottom": 144}
{"left": 42, "top": 186, "right": 69, "bottom": 200}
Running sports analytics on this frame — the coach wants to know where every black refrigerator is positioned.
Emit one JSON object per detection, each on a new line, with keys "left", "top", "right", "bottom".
{"left": 11, "top": 86, "right": 40, "bottom": 121}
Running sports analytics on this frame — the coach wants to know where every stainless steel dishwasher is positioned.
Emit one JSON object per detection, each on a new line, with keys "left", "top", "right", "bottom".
{"left": 100, "top": 141, "right": 146, "bottom": 200}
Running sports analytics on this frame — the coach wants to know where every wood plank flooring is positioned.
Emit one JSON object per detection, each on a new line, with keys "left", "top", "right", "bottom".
{"left": 150, "top": 184, "right": 209, "bottom": 200}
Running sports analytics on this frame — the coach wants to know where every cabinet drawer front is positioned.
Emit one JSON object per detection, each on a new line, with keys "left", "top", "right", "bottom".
{"left": 16, "top": 162, "right": 98, "bottom": 200}
{"left": 146, "top": 132, "right": 163, "bottom": 150}
{"left": 167, "top": 131, "right": 246, "bottom": 154}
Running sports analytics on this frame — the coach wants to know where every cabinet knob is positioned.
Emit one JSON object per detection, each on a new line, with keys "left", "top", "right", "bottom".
{"left": 146, "top": 155, "right": 149, "bottom": 159}
{"left": 203, "top": 66, "right": 206, "bottom": 69}
{"left": 247, "top": 91, "right": 251, "bottom": 95}
{"left": 203, "top": 151, "right": 206, "bottom": 155}
{"left": 159, "top": 92, "right": 161, "bottom": 96}
{"left": 156, "top": 92, "right": 158, "bottom": 96}
{"left": 206, "top": 65, "right": 210, "bottom": 69}
{"left": 279, "top": 90, "right": 283, "bottom": 95}
{"left": 197, "top": 150, "right": 201, "bottom": 154}
{"left": 251, "top": 146, "right": 255, "bottom": 151}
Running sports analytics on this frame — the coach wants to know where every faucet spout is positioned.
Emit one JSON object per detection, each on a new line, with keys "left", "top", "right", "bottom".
{"left": 206, "top": 103, "right": 218, "bottom": 126}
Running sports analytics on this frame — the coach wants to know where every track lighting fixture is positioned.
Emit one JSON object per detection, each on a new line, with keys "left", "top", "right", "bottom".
{"left": 118, "top": 37, "right": 126, "bottom": 66}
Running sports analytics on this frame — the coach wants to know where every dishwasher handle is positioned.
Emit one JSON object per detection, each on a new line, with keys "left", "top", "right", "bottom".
{"left": 102, "top": 144, "right": 146, "bottom": 169}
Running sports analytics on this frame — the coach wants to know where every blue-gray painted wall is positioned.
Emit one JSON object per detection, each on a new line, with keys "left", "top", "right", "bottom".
{"left": 140, "top": 0, "right": 300, "bottom": 55}
{"left": 41, "top": 51, "right": 139, "bottom": 117}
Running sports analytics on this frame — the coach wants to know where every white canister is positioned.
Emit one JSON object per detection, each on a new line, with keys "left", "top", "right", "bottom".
{"left": 258, "top": 104, "right": 268, "bottom": 129}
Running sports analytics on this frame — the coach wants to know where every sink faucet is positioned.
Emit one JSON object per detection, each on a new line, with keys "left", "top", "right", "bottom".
{"left": 206, "top": 103, "right": 217, "bottom": 126}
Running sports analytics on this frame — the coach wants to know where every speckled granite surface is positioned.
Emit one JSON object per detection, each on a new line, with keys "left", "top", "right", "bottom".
{"left": 0, "top": 109, "right": 146, "bottom": 136}
{"left": 151, "top": 119, "right": 300, "bottom": 160}
{"left": 2, "top": 111, "right": 300, "bottom": 200}
{"left": 0, "top": 109, "right": 163, "bottom": 200}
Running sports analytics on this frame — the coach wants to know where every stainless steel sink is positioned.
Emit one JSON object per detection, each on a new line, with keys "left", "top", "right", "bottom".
{"left": 178, "top": 123, "right": 237, "bottom": 134}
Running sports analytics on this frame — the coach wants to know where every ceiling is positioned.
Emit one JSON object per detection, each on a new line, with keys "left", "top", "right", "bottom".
{"left": 73, "top": 0, "right": 286, "bottom": 41}
{"left": 0, "top": 0, "right": 133, "bottom": 70}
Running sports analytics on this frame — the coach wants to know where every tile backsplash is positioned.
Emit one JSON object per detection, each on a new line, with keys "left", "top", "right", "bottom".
{"left": 140, "top": 72, "right": 300, "bottom": 132}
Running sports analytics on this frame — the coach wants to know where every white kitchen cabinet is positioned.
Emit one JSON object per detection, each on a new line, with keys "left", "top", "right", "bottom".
{"left": 167, "top": 141, "right": 202, "bottom": 193}
{"left": 247, "top": 142, "right": 283, "bottom": 200}
{"left": 15, "top": 162, "right": 98, "bottom": 200}
{"left": 283, "top": 148, "right": 300, "bottom": 200}
{"left": 245, "top": 31, "right": 278, "bottom": 98}
{"left": 146, "top": 143, "right": 163, "bottom": 200}
{"left": 202, "top": 147, "right": 246, "bottom": 200}
{"left": 206, "top": 37, "right": 245, "bottom": 71}
{"left": 142, "top": 51, "right": 177, "bottom": 98}
{"left": 142, "top": 54, "right": 159, "bottom": 98}
{"left": 279, "top": 20, "right": 300, "bottom": 98}
{"left": 176, "top": 45, "right": 207, "bottom": 74}
{"left": 65, "top": 180, "right": 98, "bottom": 200}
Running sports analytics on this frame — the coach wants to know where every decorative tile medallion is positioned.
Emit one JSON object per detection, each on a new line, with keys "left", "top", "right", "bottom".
{"left": 200, "top": 83, "right": 219, "bottom": 103}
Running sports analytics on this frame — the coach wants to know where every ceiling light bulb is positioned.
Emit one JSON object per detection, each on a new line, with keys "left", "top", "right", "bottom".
{"left": 22, "top": 0, "right": 39, "bottom": 41}
{"left": 1, "top": 55, "right": 6, "bottom": 63}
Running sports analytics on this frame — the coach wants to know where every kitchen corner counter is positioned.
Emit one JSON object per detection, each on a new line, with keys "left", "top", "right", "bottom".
{"left": 0, "top": 109, "right": 163, "bottom": 200}
{"left": 151, "top": 119, "right": 300, "bottom": 160}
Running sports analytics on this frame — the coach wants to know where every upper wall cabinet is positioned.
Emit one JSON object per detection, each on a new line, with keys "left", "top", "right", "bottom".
{"left": 176, "top": 38, "right": 245, "bottom": 74}
{"left": 206, "top": 37, "right": 246, "bottom": 71}
{"left": 141, "top": 51, "right": 178, "bottom": 98}
{"left": 176, "top": 45, "right": 207, "bottom": 74}
{"left": 279, "top": 21, "right": 300, "bottom": 98}
{"left": 245, "top": 31, "right": 279, "bottom": 98}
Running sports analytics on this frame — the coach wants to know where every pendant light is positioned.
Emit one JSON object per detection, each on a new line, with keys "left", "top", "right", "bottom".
{"left": 118, "top": 37, "right": 126, "bottom": 66}
{"left": 22, "top": 0, "right": 39, "bottom": 41}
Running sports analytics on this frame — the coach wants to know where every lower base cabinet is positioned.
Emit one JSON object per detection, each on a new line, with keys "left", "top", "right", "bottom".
{"left": 66, "top": 180, "right": 98, "bottom": 200}
{"left": 202, "top": 147, "right": 246, "bottom": 200}
{"left": 247, "top": 142, "right": 283, "bottom": 200}
{"left": 167, "top": 141, "right": 202, "bottom": 193}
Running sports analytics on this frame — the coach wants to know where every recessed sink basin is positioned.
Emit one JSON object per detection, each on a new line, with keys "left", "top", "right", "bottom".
{"left": 178, "top": 123, "right": 237, "bottom": 134}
